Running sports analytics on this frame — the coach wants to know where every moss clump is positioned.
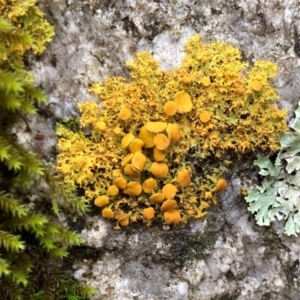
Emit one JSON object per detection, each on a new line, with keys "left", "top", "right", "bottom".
{"left": 0, "top": 1, "right": 94, "bottom": 299}
{"left": 56, "top": 34, "right": 287, "bottom": 228}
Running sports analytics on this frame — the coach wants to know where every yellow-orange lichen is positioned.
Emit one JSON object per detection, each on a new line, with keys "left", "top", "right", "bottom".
{"left": 161, "top": 199, "right": 178, "bottom": 212}
{"left": 114, "top": 209, "right": 125, "bottom": 220}
{"left": 112, "top": 169, "right": 123, "bottom": 178}
{"left": 142, "top": 207, "right": 155, "bottom": 219}
{"left": 201, "top": 76, "right": 211, "bottom": 87}
{"left": 164, "top": 101, "right": 177, "bottom": 116}
{"left": 162, "top": 183, "right": 177, "bottom": 199}
{"left": 149, "top": 193, "right": 164, "bottom": 203}
{"left": 124, "top": 181, "right": 142, "bottom": 196}
{"left": 150, "top": 162, "right": 169, "bottom": 178}
{"left": 166, "top": 123, "right": 180, "bottom": 143}
{"left": 131, "top": 151, "right": 147, "bottom": 172}
{"left": 153, "top": 134, "right": 170, "bottom": 150}
{"left": 129, "top": 138, "right": 144, "bottom": 153}
{"left": 153, "top": 147, "right": 165, "bottom": 161}
{"left": 102, "top": 208, "right": 114, "bottom": 219}
{"left": 199, "top": 111, "right": 211, "bottom": 123}
{"left": 119, "top": 107, "right": 132, "bottom": 120}
{"left": 113, "top": 177, "right": 127, "bottom": 189}
{"left": 251, "top": 80, "right": 262, "bottom": 91}
{"left": 121, "top": 133, "right": 135, "bottom": 149}
{"left": 95, "top": 121, "right": 107, "bottom": 131}
{"left": 119, "top": 216, "right": 129, "bottom": 226}
{"left": 176, "top": 169, "right": 191, "bottom": 187}
{"left": 164, "top": 210, "right": 182, "bottom": 224}
{"left": 57, "top": 34, "right": 288, "bottom": 228}
{"left": 94, "top": 196, "right": 109, "bottom": 207}
{"left": 146, "top": 121, "right": 167, "bottom": 133}
{"left": 139, "top": 126, "right": 156, "bottom": 148}
{"left": 108, "top": 185, "right": 119, "bottom": 196}
{"left": 174, "top": 91, "right": 193, "bottom": 113}
{"left": 124, "top": 164, "right": 140, "bottom": 178}
{"left": 212, "top": 179, "right": 228, "bottom": 192}
{"left": 142, "top": 178, "right": 157, "bottom": 193}
{"left": 122, "top": 153, "right": 134, "bottom": 167}
{"left": 113, "top": 127, "right": 122, "bottom": 135}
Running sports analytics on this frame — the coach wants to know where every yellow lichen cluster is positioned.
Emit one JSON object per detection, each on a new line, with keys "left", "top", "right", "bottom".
{"left": 56, "top": 34, "right": 287, "bottom": 228}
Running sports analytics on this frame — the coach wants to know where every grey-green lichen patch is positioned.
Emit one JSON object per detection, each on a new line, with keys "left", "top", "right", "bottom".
{"left": 245, "top": 102, "right": 300, "bottom": 236}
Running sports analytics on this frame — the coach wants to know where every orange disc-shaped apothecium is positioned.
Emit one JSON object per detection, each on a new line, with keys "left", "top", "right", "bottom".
{"left": 112, "top": 169, "right": 122, "bottom": 178}
{"left": 95, "top": 121, "right": 107, "bottom": 131}
{"left": 139, "top": 126, "right": 156, "bottom": 148}
{"left": 102, "top": 208, "right": 114, "bottom": 219}
{"left": 177, "top": 168, "right": 191, "bottom": 187}
{"left": 201, "top": 76, "right": 211, "bottom": 87}
{"left": 164, "top": 210, "right": 182, "bottom": 224}
{"left": 121, "top": 133, "right": 135, "bottom": 149}
{"left": 153, "top": 133, "right": 170, "bottom": 150}
{"left": 199, "top": 111, "right": 211, "bottom": 123}
{"left": 142, "top": 178, "right": 157, "bottom": 193}
{"left": 119, "top": 107, "right": 132, "bottom": 120}
{"left": 108, "top": 185, "right": 119, "bottom": 196}
{"left": 113, "top": 127, "right": 122, "bottom": 135}
{"left": 124, "top": 164, "right": 140, "bottom": 178}
{"left": 162, "top": 183, "right": 177, "bottom": 199}
{"left": 146, "top": 121, "right": 167, "bottom": 133}
{"left": 161, "top": 199, "right": 178, "bottom": 212}
{"left": 149, "top": 193, "right": 165, "bottom": 203}
{"left": 174, "top": 91, "right": 193, "bottom": 113}
{"left": 150, "top": 162, "right": 169, "bottom": 178}
{"left": 114, "top": 208, "right": 125, "bottom": 220}
{"left": 113, "top": 177, "right": 127, "bottom": 189}
{"left": 129, "top": 138, "right": 144, "bottom": 153}
{"left": 94, "top": 196, "right": 109, "bottom": 207}
{"left": 124, "top": 181, "right": 142, "bottom": 196}
{"left": 250, "top": 80, "right": 262, "bottom": 91}
{"left": 212, "top": 179, "right": 227, "bottom": 192}
{"left": 153, "top": 147, "right": 165, "bottom": 161}
{"left": 166, "top": 123, "right": 180, "bottom": 143}
{"left": 121, "top": 153, "right": 134, "bottom": 167}
{"left": 142, "top": 207, "right": 155, "bottom": 220}
{"left": 119, "top": 216, "right": 129, "bottom": 226}
{"left": 131, "top": 151, "right": 147, "bottom": 172}
{"left": 164, "top": 101, "right": 177, "bottom": 116}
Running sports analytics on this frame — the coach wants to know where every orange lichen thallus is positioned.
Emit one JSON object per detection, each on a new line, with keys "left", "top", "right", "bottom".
{"left": 56, "top": 34, "right": 287, "bottom": 228}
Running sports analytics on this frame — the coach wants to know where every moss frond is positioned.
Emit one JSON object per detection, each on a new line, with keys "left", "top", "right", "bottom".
{"left": 0, "top": 230, "right": 25, "bottom": 252}
{"left": 0, "top": 192, "right": 28, "bottom": 217}
{"left": 0, "top": 255, "right": 11, "bottom": 276}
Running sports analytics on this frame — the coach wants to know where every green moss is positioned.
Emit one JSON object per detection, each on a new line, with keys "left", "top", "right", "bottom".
{"left": 56, "top": 34, "right": 287, "bottom": 228}
{"left": 0, "top": 2, "right": 94, "bottom": 299}
{"left": 58, "top": 118, "right": 81, "bottom": 133}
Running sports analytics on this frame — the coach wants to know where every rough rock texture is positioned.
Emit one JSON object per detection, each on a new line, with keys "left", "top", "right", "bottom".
{"left": 26, "top": 0, "right": 300, "bottom": 299}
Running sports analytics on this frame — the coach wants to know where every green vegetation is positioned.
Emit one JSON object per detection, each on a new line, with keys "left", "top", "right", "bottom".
{"left": 0, "top": 1, "right": 94, "bottom": 299}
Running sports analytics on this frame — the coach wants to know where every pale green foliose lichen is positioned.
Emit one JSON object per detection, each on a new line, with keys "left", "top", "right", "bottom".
{"left": 245, "top": 102, "right": 300, "bottom": 236}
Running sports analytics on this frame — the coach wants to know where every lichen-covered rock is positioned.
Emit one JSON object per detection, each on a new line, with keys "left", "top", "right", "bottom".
{"left": 28, "top": 0, "right": 300, "bottom": 299}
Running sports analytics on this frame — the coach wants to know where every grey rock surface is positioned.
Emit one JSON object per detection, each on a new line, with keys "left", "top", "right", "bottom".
{"left": 26, "top": 0, "right": 300, "bottom": 299}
